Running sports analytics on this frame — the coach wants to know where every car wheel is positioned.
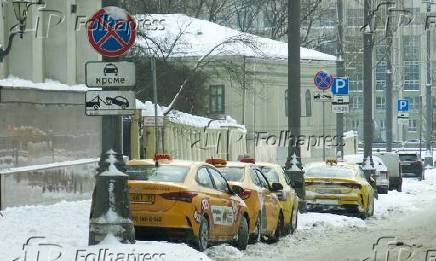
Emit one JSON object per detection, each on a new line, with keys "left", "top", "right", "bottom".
{"left": 248, "top": 214, "right": 261, "bottom": 244}
{"left": 233, "top": 216, "right": 249, "bottom": 250}
{"left": 290, "top": 206, "right": 298, "bottom": 235}
{"left": 194, "top": 216, "right": 209, "bottom": 252}
{"left": 397, "top": 183, "right": 402, "bottom": 192}
{"left": 93, "top": 105, "right": 99, "bottom": 110}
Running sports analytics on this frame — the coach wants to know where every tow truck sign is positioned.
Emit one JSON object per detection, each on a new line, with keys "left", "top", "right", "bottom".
{"left": 85, "top": 61, "right": 136, "bottom": 88}
{"left": 85, "top": 90, "right": 135, "bottom": 116}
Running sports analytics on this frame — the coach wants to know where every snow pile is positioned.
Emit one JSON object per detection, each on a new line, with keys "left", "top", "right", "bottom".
{"left": 343, "top": 130, "right": 358, "bottom": 138}
{"left": 374, "top": 168, "right": 436, "bottom": 219}
{"left": 135, "top": 14, "right": 336, "bottom": 61}
{"left": 206, "top": 244, "right": 244, "bottom": 260}
{"left": 0, "top": 76, "right": 93, "bottom": 92}
{"left": 0, "top": 201, "right": 210, "bottom": 261}
{"left": 136, "top": 99, "right": 246, "bottom": 131}
{"left": 298, "top": 212, "right": 367, "bottom": 230}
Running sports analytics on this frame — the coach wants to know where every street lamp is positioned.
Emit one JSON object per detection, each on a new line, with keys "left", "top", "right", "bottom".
{"left": 0, "top": 0, "right": 43, "bottom": 62}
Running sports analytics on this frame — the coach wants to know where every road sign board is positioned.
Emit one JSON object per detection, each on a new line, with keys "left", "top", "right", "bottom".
{"left": 397, "top": 112, "right": 409, "bottom": 125}
{"left": 332, "top": 95, "right": 350, "bottom": 105}
{"left": 143, "top": 116, "right": 164, "bottom": 127}
{"left": 314, "top": 71, "right": 334, "bottom": 91}
{"left": 397, "top": 99, "right": 409, "bottom": 112}
{"left": 87, "top": 7, "right": 137, "bottom": 57}
{"left": 332, "top": 104, "right": 349, "bottom": 114}
{"left": 85, "top": 90, "right": 136, "bottom": 116}
{"left": 331, "top": 77, "right": 349, "bottom": 96}
{"left": 313, "top": 91, "right": 333, "bottom": 102}
{"left": 86, "top": 61, "right": 136, "bottom": 88}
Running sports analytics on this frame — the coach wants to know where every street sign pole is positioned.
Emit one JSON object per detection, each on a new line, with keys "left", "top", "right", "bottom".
{"left": 322, "top": 101, "right": 325, "bottom": 161}
{"left": 363, "top": 0, "right": 374, "bottom": 160}
{"left": 336, "top": 0, "right": 345, "bottom": 160}
{"left": 88, "top": 3, "right": 136, "bottom": 246}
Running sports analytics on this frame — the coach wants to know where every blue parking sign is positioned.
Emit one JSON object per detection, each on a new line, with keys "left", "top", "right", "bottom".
{"left": 331, "top": 77, "right": 349, "bottom": 96}
{"left": 397, "top": 99, "right": 409, "bottom": 112}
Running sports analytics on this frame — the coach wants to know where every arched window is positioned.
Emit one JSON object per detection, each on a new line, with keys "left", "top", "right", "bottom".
{"left": 305, "top": 90, "right": 312, "bottom": 117}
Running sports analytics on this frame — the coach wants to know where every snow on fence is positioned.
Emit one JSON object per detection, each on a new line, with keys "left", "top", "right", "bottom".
{"left": 136, "top": 101, "right": 247, "bottom": 161}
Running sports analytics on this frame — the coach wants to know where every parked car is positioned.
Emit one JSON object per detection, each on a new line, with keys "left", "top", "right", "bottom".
{"left": 256, "top": 162, "right": 299, "bottom": 235}
{"left": 126, "top": 155, "right": 250, "bottom": 251}
{"left": 304, "top": 161, "right": 375, "bottom": 219}
{"left": 209, "top": 158, "right": 283, "bottom": 243}
{"left": 106, "top": 96, "right": 129, "bottom": 109}
{"left": 398, "top": 152, "right": 424, "bottom": 180}
{"left": 343, "top": 155, "right": 389, "bottom": 194}
{"left": 374, "top": 152, "right": 402, "bottom": 192}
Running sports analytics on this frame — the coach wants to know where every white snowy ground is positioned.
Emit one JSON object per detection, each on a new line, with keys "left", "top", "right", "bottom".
{"left": 1, "top": 169, "right": 435, "bottom": 261}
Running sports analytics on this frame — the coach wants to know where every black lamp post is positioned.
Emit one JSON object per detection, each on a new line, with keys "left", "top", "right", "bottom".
{"left": 0, "top": 1, "right": 43, "bottom": 62}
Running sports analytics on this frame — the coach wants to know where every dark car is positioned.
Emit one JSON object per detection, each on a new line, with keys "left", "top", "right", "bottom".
{"left": 399, "top": 153, "right": 424, "bottom": 180}
{"left": 104, "top": 63, "right": 118, "bottom": 76}
{"left": 106, "top": 96, "right": 129, "bottom": 109}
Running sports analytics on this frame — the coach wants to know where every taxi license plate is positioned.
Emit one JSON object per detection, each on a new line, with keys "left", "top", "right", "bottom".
{"left": 317, "top": 200, "right": 338, "bottom": 205}
{"left": 129, "top": 193, "right": 155, "bottom": 204}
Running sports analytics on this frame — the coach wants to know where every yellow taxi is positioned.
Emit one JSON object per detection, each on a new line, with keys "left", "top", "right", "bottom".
{"left": 304, "top": 161, "right": 375, "bottom": 219}
{"left": 207, "top": 158, "right": 283, "bottom": 243}
{"left": 126, "top": 155, "right": 250, "bottom": 251}
{"left": 256, "top": 162, "right": 299, "bottom": 235}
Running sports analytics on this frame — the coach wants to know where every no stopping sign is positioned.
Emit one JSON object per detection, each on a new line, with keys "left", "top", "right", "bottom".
{"left": 87, "top": 6, "right": 137, "bottom": 57}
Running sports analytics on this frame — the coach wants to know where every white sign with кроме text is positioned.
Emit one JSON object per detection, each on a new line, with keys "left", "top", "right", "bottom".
{"left": 85, "top": 61, "right": 136, "bottom": 88}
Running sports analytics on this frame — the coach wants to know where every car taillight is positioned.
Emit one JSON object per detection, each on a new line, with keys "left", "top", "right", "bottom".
{"left": 161, "top": 191, "right": 198, "bottom": 202}
{"left": 239, "top": 189, "right": 252, "bottom": 200}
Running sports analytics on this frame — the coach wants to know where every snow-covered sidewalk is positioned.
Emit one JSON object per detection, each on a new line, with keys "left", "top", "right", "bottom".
{"left": 0, "top": 200, "right": 210, "bottom": 261}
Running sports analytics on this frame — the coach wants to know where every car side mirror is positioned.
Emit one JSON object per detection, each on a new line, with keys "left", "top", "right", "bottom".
{"left": 231, "top": 184, "right": 244, "bottom": 195}
{"left": 271, "top": 182, "right": 283, "bottom": 192}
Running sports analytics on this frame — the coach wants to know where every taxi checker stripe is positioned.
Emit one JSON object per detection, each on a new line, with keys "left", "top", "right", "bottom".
{"left": 95, "top": 16, "right": 130, "bottom": 49}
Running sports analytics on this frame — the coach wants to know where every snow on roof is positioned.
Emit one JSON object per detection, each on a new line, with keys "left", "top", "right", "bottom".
{"left": 136, "top": 100, "right": 246, "bottom": 131}
{"left": 344, "top": 154, "right": 387, "bottom": 171}
{"left": 135, "top": 14, "right": 336, "bottom": 61}
{"left": 0, "top": 76, "right": 92, "bottom": 92}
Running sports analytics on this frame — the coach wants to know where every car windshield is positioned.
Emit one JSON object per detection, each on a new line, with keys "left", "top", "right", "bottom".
{"left": 219, "top": 167, "right": 244, "bottom": 182}
{"left": 259, "top": 167, "right": 280, "bottom": 183}
{"left": 126, "top": 165, "right": 189, "bottom": 183}
{"left": 305, "top": 166, "right": 355, "bottom": 178}
{"left": 399, "top": 154, "right": 418, "bottom": 161}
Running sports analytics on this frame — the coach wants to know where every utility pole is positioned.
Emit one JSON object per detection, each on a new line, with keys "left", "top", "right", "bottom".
{"left": 425, "top": 1, "right": 434, "bottom": 166}
{"left": 363, "top": 0, "right": 374, "bottom": 159}
{"left": 336, "top": 0, "right": 345, "bottom": 159}
{"left": 385, "top": 15, "right": 394, "bottom": 152}
{"left": 287, "top": 0, "right": 301, "bottom": 162}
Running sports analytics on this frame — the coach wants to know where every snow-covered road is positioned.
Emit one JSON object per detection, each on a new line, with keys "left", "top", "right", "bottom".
{"left": 1, "top": 169, "right": 436, "bottom": 261}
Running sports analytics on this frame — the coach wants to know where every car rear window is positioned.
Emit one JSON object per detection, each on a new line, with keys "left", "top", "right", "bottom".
{"left": 219, "top": 167, "right": 245, "bottom": 182}
{"left": 305, "top": 166, "right": 355, "bottom": 178}
{"left": 126, "top": 165, "right": 189, "bottom": 183}
{"left": 399, "top": 154, "right": 418, "bottom": 161}
{"left": 259, "top": 167, "right": 280, "bottom": 183}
